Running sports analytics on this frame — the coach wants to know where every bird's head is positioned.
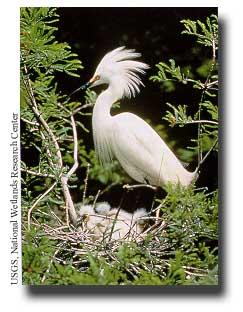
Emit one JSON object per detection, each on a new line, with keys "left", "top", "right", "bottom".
{"left": 85, "top": 47, "right": 150, "bottom": 98}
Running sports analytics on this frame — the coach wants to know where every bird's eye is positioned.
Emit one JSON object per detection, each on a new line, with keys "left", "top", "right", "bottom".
{"left": 82, "top": 214, "right": 90, "bottom": 221}
{"left": 88, "top": 74, "right": 101, "bottom": 85}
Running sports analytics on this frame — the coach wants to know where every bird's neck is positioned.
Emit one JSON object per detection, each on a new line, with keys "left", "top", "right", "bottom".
{"left": 92, "top": 85, "right": 119, "bottom": 164}
{"left": 93, "top": 86, "right": 119, "bottom": 122}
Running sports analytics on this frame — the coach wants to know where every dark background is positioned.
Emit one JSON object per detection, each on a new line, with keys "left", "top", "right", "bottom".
{"left": 56, "top": 7, "right": 217, "bottom": 121}
{"left": 54, "top": 7, "right": 218, "bottom": 209}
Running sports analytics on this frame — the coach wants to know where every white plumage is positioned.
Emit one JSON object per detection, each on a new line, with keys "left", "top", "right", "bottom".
{"left": 88, "top": 47, "right": 197, "bottom": 187}
{"left": 78, "top": 202, "right": 147, "bottom": 242}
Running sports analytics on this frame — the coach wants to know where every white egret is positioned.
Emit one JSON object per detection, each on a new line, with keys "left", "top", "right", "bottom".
{"left": 78, "top": 202, "right": 147, "bottom": 241}
{"left": 85, "top": 47, "right": 197, "bottom": 188}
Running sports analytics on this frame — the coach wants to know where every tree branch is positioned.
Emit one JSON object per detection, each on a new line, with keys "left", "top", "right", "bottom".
{"left": 185, "top": 120, "right": 218, "bottom": 125}
{"left": 65, "top": 114, "right": 79, "bottom": 180}
{"left": 21, "top": 168, "right": 55, "bottom": 178}
{"left": 82, "top": 163, "right": 90, "bottom": 204}
{"left": 195, "top": 138, "right": 218, "bottom": 174}
{"left": 123, "top": 184, "right": 157, "bottom": 191}
{"left": 21, "top": 117, "right": 39, "bottom": 126}
{"left": 22, "top": 63, "right": 78, "bottom": 226}
{"left": 28, "top": 180, "right": 58, "bottom": 230}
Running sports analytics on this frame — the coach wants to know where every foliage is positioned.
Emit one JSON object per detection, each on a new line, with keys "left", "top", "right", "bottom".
{"left": 181, "top": 14, "right": 218, "bottom": 48}
{"left": 150, "top": 14, "right": 218, "bottom": 161}
{"left": 22, "top": 187, "right": 218, "bottom": 285}
{"left": 21, "top": 7, "right": 126, "bottom": 223}
{"left": 21, "top": 8, "right": 218, "bottom": 286}
{"left": 21, "top": 7, "right": 82, "bottom": 220}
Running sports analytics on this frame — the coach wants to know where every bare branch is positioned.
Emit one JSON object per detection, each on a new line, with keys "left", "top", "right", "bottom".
{"left": 123, "top": 183, "right": 157, "bottom": 191}
{"left": 21, "top": 168, "right": 55, "bottom": 178}
{"left": 23, "top": 91, "right": 63, "bottom": 169}
{"left": 57, "top": 102, "right": 94, "bottom": 117}
{"left": 82, "top": 163, "right": 90, "bottom": 204}
{"left": 28, "top": 180, "right": 58, "bottom": 230}
{"left": 206, "top": 80, "right": 218, "bottom": 88}
{"left": 195, "top": 138, "right": 218, "bottom": 174}
{"left": 92, "top": 189, "right": 101, "bottom": 210}
{"left": 185, "top": 120, "right": 218, "bottom": 125}
{"left": 22, "top": 63, "right": 78, "bottom": 226}
{"left": 41, "top": 245, "right": 63, "bottom": 283}
{"left": 72, "top": 103, "right": 94, "bottom": 115}
{"left": 65, "top": 114, "right": 79, "bottom": 180}
{"left": 21, "top": 117, "right": 39, "bottom": 126}
{"left": 212, "top": 36, "right": 216, "bottom": 63}
{"left": 40, "top": 130, "right": 55, "bottom": 167}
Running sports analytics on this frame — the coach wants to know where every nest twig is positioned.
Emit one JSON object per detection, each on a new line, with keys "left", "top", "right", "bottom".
{"left": 30, "top": 208, "right": 210, "bottom": 284}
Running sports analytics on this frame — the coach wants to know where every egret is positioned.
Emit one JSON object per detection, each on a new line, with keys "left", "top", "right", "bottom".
{"left": 84, "top": 47, "right": 197, "bottom": 188}
{"left": 78, "top": 202, "right": 147, "bottom": 241}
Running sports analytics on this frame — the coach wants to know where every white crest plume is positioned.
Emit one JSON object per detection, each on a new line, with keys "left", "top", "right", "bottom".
{"left": 96, "top": 46, "right": 149, "bottom": 98}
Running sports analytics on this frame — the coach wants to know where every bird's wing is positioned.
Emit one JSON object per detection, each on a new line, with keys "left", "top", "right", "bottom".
{"left": 111, "top": 112, "right": 179, "bottom": 184}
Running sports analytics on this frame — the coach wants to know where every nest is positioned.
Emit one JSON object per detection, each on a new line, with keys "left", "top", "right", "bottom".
{"left": 37, "top": 210, "right": 170, "bottom": 282}
{"left": 31, "top": 202, "right": 209, "bottom": 283}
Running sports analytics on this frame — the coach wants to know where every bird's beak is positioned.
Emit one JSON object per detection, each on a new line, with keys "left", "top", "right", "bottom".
{"left": 67, "top": 75, "right": 100, "bottom": 99}
{"left": 68, "top": 79, "right": 93, "bottom": 98}
{"left": 78, "top": 75, "right": 99, "bottom": 90}
{"left": 80, "top": 81, "right": 92, "bottom": 90}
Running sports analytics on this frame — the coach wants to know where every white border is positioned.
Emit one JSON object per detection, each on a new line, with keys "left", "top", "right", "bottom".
{"left": 19, "top": 0, "right": 219, "bottom": 8}
{"left": 1, "top": 0, "right": 243, "bottom": 311}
